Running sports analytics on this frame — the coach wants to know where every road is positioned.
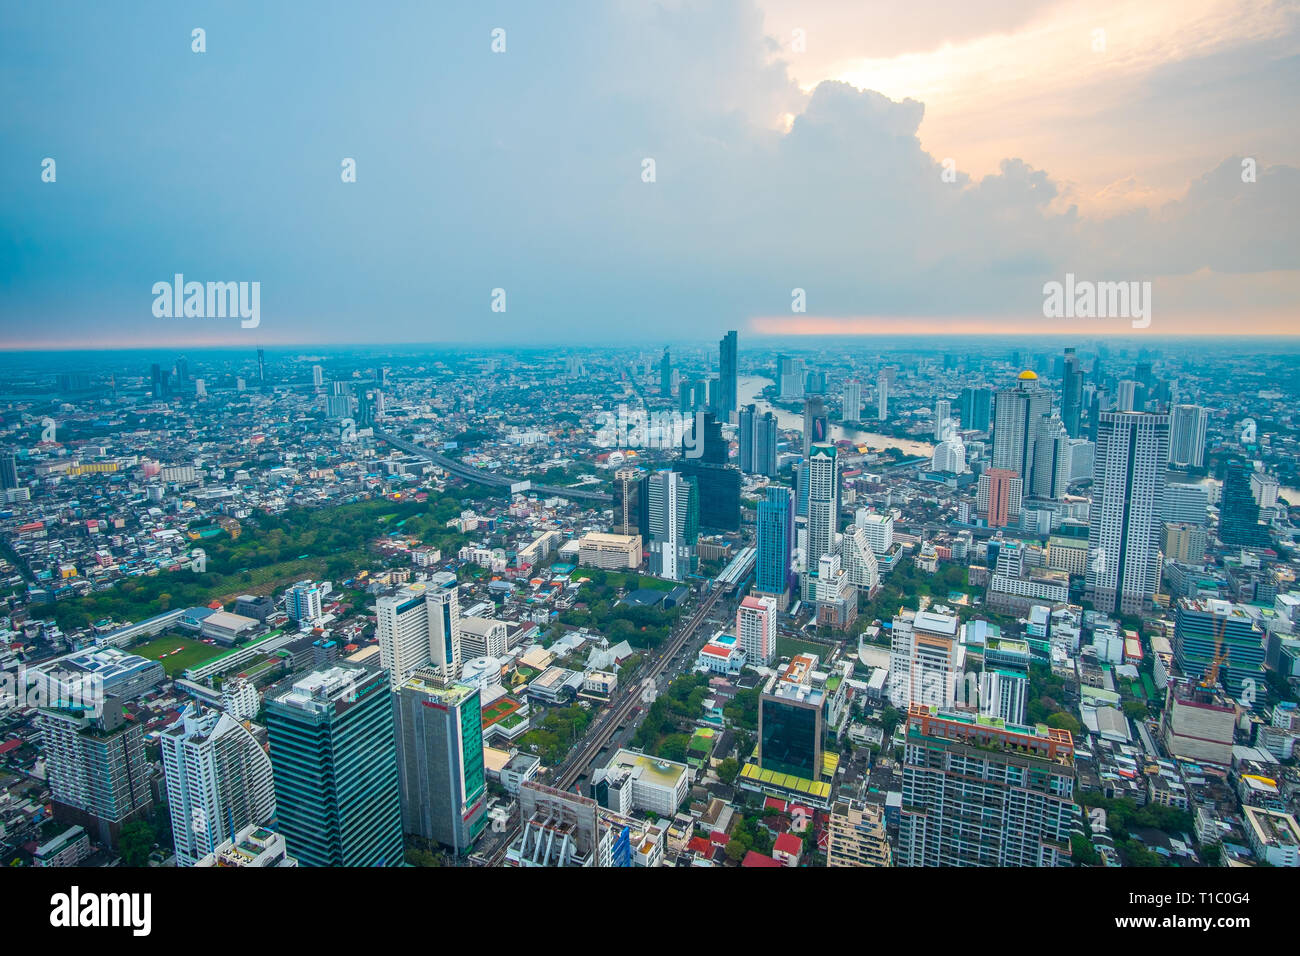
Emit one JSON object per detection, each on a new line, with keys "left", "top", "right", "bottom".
{"left": 481, "top": 580, "right": 734, "bottom": 864}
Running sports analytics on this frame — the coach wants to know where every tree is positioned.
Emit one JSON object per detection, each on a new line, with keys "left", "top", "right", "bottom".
{"left": 118, "top": 821, "right": 154, "bottom": 867}
{"left": 717, "top": 757, "right": 740, "bottom": 785}
{"left": 1046, "top": 711, "right": 1082, "bottom": 735}
{"left": 1071, "top": 833, "right": 1101, "bottom": 866}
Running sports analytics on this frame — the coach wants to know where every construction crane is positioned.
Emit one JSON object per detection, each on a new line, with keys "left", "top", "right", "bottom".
{"left": 1200, "top": 614, "right": 1230, "bottom": 690}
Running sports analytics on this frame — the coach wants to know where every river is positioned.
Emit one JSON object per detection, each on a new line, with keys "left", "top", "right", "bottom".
{"left": 738, "top": 375, "right": 935, "bottom": 458}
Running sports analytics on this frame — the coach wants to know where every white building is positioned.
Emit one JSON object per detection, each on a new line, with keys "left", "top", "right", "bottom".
{"left": 737, "top": 594, "right": 778, "bottom": 666}
{"left": 220, "top": 676, "right": 260, "bottom": 722}
{"left": 160, "top": 705, "right": 276, "bottom": 867}
{"left": 375, "top": 581, "right": 462, "bottom": 689}
{"left": 459, "top": 616, "right": 508, "bottom": 659}
{"left": 857, "top": 511, "right": 893, "bottom": 554}
{"left": 888, "top": 608, "right": 965, "bottom": 709}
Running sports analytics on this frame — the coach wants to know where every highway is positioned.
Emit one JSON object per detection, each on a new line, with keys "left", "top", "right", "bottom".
{"left": 480, "top": 580, "right": 733, "bottom": 865}
{"left": 375, "top": 428, "right": 613, "bottom": 504}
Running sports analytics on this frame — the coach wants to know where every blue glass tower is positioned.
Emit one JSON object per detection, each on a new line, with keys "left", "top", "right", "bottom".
{"left": 755, "top": 485, "right": 794, "bottom": 598}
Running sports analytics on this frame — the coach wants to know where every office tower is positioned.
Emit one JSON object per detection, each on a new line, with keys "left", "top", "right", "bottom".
{"left": 647, "top": 469, "right": 698, "bottom": 581}
{"left": 737, "top": 594, "right": 778, "bottom": 666}
{"left": 933, "top": 399, "right": 952, "bottom": 440}
{"left": 888, "top": 608, "right": 964, "bottom": 709}
{"left": 150, "top": 363, "right": 169, "bottom": 400}
{"left": 1087, "top": 411, "right": 1170, "bottom": 615}
{"left": 1061, "top": 348, "right": 1084, "bottom": 437}
{"left": 194, "top": 378, "right": 207, "bottom": 399}
{"left": 778, "top": 354, "right": 805, "bottom": 399}
{"left": 1218, "top": 460, "right": 1270, "bottom": 547}
{"left": 753, "top": 411, "right": 778, "bottom": 477}
{"left": 1068, "top": 438, "right": 1095, "bottom": 481}
{"left": 759, "top": 680, "right": 824, "bottom": 781}
{"left": 612, "top": 467, "right": 644, "bottom": 536}
{"left": 899, "top": 706, "right": 1077, "bottom": 867}
{"left": 1030, "top": 415, "right": 1071, "bottom": 499}
{"left": 755, "top": 486, "right": 794, "bottom": 602}
{"left": 840, "top": 524, "right": 880, "bottom": 592}
{"left": 1164, "top": 482, "right": 1210, "bottom": 525}
{"left": 375, "top": 580, "right": 462, "bottom": 690}
{"left": 992, "top": 370, "right": 1050, "bottom": 479}
{"left": 794, "top": 459, "right": 810, "bottom": 518}
{"left": 806, "top": 369, "right": 827, "bottom": 394}
{"left": 37, "top": 702, "right": 153, "bottom": 847}
{"left": 161, "top": 704, "right": 276, "bottom": 867}
{"left": 718, "top": 330, "right": 738, "bottom": 422}
{"left": 827, "top": 801, "right": 892, "bottom": 867}
{"left": 859, "top": 511, "right": 893, "bottom": 553}
{"left": 1115, "top": 379, "right": 1138, "bottom": 411}
{"left": 1162, "top": 522, "right": 1208, "bottom": 564}
{"left": 1169, "top": 404, "right": 1208, "bottom": 469}
{"left": 264, "top": 664, "right": 402, "bottom": 867}
{"left": 976, "top": 468, "right": 1022, "bottom": 528}
{"left": 673, "top": 414, "right": 739, "bottom": 531}
{"left": 257, "top": 347, "right": 266, "bottom": 383}
{"left": 802, "top": 396, "right": 828, "bottom": 458}
{"left": 805, "top": 443, "right": 839, "bottom": 571}
{"left": 980, "top": 638, "right": 1031, "bottom": 724}
{"left": 876, "top": 371, "right": 889, "bottom": 420}
{"left": 843, "top": 379, "right": 862, "bottom": 422}
{"left": 1172, "top": 598, "right": 1267, "bottom": 700}
{"left": 738, "top": 404, "right": 755, "bottom": 472}
{"left": 285, "top": 579, "right": 324, "bottom": 623}
{"left": 659, "top": 347, "right": 672, "bottom": 397}
{"left": 959, "top": 386, "right": 992, "bottom": 432}
{"left": 0, "top": 453, "right": 18, "bottom": 490}
{"left": 393, "top": 672, "right": 487, "bottom": 853}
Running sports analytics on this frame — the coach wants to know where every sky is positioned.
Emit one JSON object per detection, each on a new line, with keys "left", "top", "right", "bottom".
{"left": 1, "top": 0, "right": 1297, "bottom": 349}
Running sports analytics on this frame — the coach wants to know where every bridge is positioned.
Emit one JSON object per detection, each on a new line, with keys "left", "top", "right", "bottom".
{"left": 375, "top": 429, "right": 613, "bottom": 504}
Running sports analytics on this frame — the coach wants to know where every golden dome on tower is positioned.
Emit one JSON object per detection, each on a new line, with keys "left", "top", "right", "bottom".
{"left": 1017, "top": 369, "right": 1038, "bottom": 381}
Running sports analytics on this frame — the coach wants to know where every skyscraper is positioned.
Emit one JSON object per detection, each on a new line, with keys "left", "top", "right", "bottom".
{"left": 1061, "top": 347, "right": 1084, "bottom": 438}
{"left": 1087, "top": 411, "right": 1170, "bottom": 615}
{"left": 673, "top": 413, "right": 740, "bottom": 531}
{"left": 647, "top": 469, "right": 698, "bottom": 581}
{"left": 1168, "top": 404, "right": 1207, "bottom": 469}
{"left": 778, "top": 354, "right": 805, "bottom": 399}
{"left": 264, "top": 663, "right": 403, "bottom": 867}
{"left": 992, "top": 370, "right": 1050, "bottom": 480}
{"left": 753, "top": 410, "right": 778, "bottom": 477}
{"left": 161, "top": 705, "right": 276, "bottom": 867}
{"left": 718, "top": 330, "right": 738, "bottom": 423}
{"left": 0, "top": 453, "right": 18, "bottom": 490}
{"left": 1172, "top": 598, "right": 1267, "bottom": 700}
{"left": 876, "top": 371, "right": 889, "bottom": 421}
{"left": 393, "top": 672, "right": 487, "bottom": 854}
{"left": 959, "top": 386, "right": 992, "bottom": 432}
{"left": 888, "top": 608, "right": 964, "bottom": 709}
{"left": 738, "top": 404, "right": 755, "bottom": 472}
{"left": 612, "top": 467, "right": 645, "bottom": 536}
{"left": 899, "top": 706, "right": 1076, "bottom": 867}
{"left": 376, "top": 580, "right": 462, "bottom": 690}
{"left": 737, "top": 595, "right": 778, "bottom": 666}
{"left": 933, "top": 399, "right": 952, "bottom": 440}
{"left": 1030, "top": 415, "right": 1071, "bottom": 499}
{"left": 659, "top": 347, "right": 672, "bottom": 397}
{"left": 1219, "top": 460, "right": 1270, "bottom": 547}
{"left": 755, "top": 485, "right": 794, "bottom": 604}
{"left": 976, "top": 468, "right": 1022, "bottom": 528}
{"left": 842, "top": 379, "right": 862, "bottom": 422}
{"left": 980, "top": 639, "right": 1031, "bottom": 725}
{"left": 805, "top": 443, "right": 839, "bottom": 572}
{"left": 802, "top": 396, "right": 828, "bottom": 459}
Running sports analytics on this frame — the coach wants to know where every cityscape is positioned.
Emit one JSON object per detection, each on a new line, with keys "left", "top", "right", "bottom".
{"left": 1, "top": 0, "right": 1297, "bottom": 931}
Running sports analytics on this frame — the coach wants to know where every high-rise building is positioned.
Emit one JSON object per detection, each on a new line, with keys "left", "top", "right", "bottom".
{"left": 759, "top": 678, "right": 824, "bottom": 781}
{"left": 858, "top": 511, "right": 893, "bottom": 554}
{"left": 647, "top": 469, "right": 698, "bottom": 581}
{"left": 673, "top": 419, "right": 740, "bottom": 533}
{"left": 1061, "top": 348, "right": 1084, "bottom": 438}
{"left": 613, "top": 467, "right": 645, "bottom": 536}
{"left": 1219, "top": 460, "right": 1270, "bottom": 547}
{"left": 826, "top": 801, "right": 891, "bottom": 867}
{"left": 737, "top": 595, "right": 778, "bottom": 666}
{"left": 312, "top": 364, "right": 323, "bottom": 388}
{"left": 802, "top": 397, "right": 828, "bottom": 459}
{"left": 843, "top": 379, "right": 862, "bottom": 422}
{"left": 0, "top": 453, "right": 18, "bottom": 490}
{"left": 264, "top": 663, "right": 403, "bottom": 867}
{"left": 840, "top": 525, "right": 881, "bottom": 594}
{"left": 959, "top": 386, "right": 992, "bottom": 433}
{"left": 393, "top": 671, "right": 487, "bottom": 853}
{"left": 507, "top": 781, "right": 626, "bottom": 867}
{"left": 888, "top": 609, "right": 964, "bottom": 709}
{"left": 778, "top": 354, "right": 805, "bottom": 399}
{"left": 1115, "top": 379, "right": 1138, "bottom": 412}
{"left": 980, "top": 639, "right": 1031, "bottom": 725}
{"left": 899, "top": 706, "right": 1076, "bottom": 867}
{"left": 753, "top": 410, "right": 778, "bottom": 477}
{"left": 933, "top": 399, "right": 952, "bottom": 440}
{"left": 992, "top": 370, "right": 1050, "bottom": 480}
{"left": 738, "top": 404, "right": 755, "bottom": 473}
{"left": 876, "top": 371, "right": 889, "bottom": 421}
{"left": 1169, "top": 404, "right": 1208, "bottom": 469}
{"left": 659, "top": 347, "right": 672, "bottom": 397}
{"left": 1087, "top": 411, "right": 1169, "bottom": 615}
{"left": 976, "top": 468, "right": 1022, "bottom": 528}
{"left": 1162, "top": 522, "right": 1207, "bottom": 564}
{"left": 36, "top": 703, "right": 153, "bottom": 848}
{"left": 1172, "top": 598, "right": 1266, "bottom": 700}
{"left": 805, "top": 443, "right": 839, "bottom": 572}
{"left": 375, "top": 580, "right": 462, "bottom": 690}
{"left": 285, "top": 579, "right": 324, "bottom": 623}
{"left": 256, "top": 347, "right": 266, "bottom": 383}
{"left": 718, "top": 330, "right": 738, "bottom": 423}
{"left": 161, "top": 705, "right": 276, "bottom": 867}
{"left": 1030, "top": 415, "right": 1071, "bottom": 499}
{"left": 1164, "top": 482, "right": 1210, "bottom": 526}
{"left": 754, "top": 485, "right": 794, "bottom": 602}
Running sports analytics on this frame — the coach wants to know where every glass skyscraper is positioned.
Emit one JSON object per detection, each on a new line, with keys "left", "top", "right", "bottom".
{"left": 755, "top": 485, "right": 794, "bottom": 599}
